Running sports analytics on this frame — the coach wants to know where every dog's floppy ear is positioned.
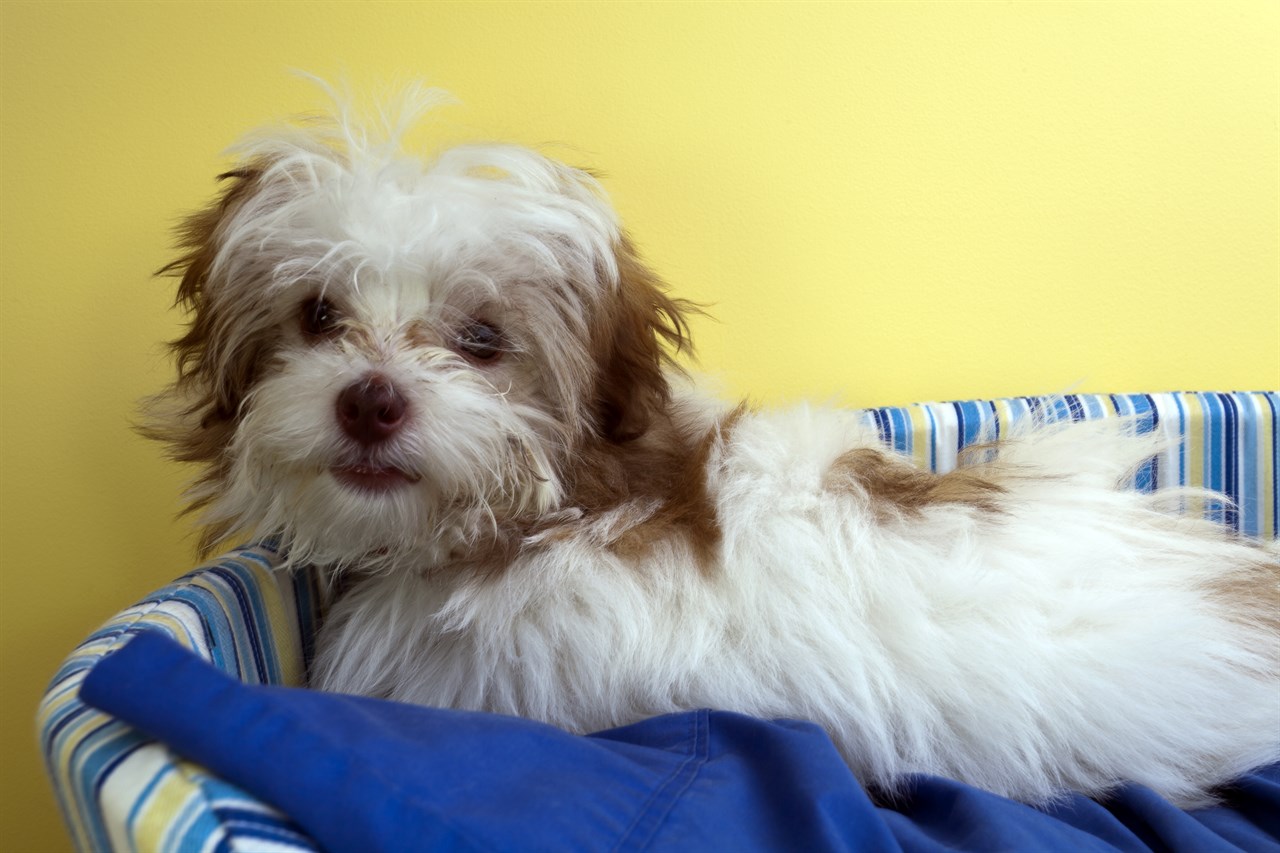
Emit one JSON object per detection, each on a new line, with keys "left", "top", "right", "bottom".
{"left": 593, "top": 237, "right": 695, "bottom": 442}
{"left": 149, "top": 166, "right": 268, "bottom": 462}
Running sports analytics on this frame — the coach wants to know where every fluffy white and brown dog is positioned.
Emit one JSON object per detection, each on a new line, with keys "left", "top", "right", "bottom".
{"left": 147, "top": 96, "right": 1279, "bottom": 807}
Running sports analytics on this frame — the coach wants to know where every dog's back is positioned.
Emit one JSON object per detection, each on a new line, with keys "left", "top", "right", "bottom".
{"left": 314, "top": 398, "right": 1280, "bottom": 807}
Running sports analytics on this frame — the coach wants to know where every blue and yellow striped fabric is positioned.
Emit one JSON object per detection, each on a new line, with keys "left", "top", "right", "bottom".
{"left": 38, "top": 391, "right": 1279, "bottom": 852}
{"left": 861, "top": 392, "right": 1278, "bottom": 539}
{"left": 39, "top": 545, "right": 326, "bottom": 852}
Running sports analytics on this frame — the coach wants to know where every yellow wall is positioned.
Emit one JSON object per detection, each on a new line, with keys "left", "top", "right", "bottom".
{"left": 2, "top": 2, "right": 1276, "bottom": 848}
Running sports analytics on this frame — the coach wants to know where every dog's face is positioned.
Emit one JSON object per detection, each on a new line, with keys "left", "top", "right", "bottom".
{"left": 152, "top": 124, "right": 689, "bottom": 571}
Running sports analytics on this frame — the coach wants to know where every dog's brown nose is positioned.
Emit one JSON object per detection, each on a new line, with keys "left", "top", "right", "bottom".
{"left": 335, "top": 375, "right": 407, "bottom": 446}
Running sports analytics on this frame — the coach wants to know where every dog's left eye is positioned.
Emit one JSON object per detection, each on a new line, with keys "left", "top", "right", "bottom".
{"left": 300, "top": 297, "right": 341, "bottom": 339}
{"left": 457, "top": 321, "right": 504, "bottom": 362}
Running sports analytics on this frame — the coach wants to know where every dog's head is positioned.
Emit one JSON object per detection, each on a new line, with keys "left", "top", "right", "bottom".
{"left": 148, "top": 105, "right": 692, "bottom": 572}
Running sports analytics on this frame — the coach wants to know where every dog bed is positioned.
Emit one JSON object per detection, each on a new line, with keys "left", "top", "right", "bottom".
{"left": 39, "top": 392, "right": 1279, "bottom": 852}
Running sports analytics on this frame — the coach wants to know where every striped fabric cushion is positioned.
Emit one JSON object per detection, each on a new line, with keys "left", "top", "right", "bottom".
{"left": 39, "top": 547, "right": 326, "bottom": 852}
{"left": 864, "top": 392, "right": 1278, "bottom": 538}
{"left": 38, "top": 391, "right": 1278, "bottom": 851}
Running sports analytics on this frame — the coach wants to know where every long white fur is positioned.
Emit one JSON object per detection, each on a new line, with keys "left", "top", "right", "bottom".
{"left": 167, "top": 93, "right": 1279, "bottom": 807}
{"left": 314, "top": 407, "right": 1278, "bottom": 806}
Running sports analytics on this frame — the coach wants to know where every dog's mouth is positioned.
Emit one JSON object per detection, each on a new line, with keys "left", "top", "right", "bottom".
{"left": 331, "top": 463, "right": 422, "bottom": 494}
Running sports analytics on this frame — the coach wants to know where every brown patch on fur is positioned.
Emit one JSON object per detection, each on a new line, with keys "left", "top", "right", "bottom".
{"left": 518, "top": 235, "right": 731, "bottom": 568}
{"left": 614, "top": 403, "right": 748, "bottom": 566}
{"left": 547, "top": 403, "right": 748, "bottom": 571}
{"left": 443, "top": 526, "right": 525, "bottom": 581}
{"left": 824, "top": 447, "right": 1006, "bottom": 522}
{"left": 160, "top": 167, "right": 271, "bottom": 414}
{"left": 1204, "top": 552, "right": 1280, "bottom": 638}
{"left": 141, "top": 165, "right": 272, "bottom": 552}
{"left": 590, "top": 235, "right": 700, "bottom": 442}
{"left": 536, "top": 232, "right": 734, "bottom": 568}
{"left": 457, "top": 400, "right": 745, "bottom": 576}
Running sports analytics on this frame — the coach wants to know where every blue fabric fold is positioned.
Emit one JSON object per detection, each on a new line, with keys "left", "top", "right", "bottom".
{"left": 80, "top": 631, "right": 1280, "bottom": 853}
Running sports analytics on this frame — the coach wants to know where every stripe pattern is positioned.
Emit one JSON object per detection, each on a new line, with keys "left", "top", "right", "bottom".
{"left": 38, "top": 544, "right": 325, "bottom": 853}
{"left": 38, "top": 392, "right": 1278, "bottom": 851}
{"left": 861, "top": 392, "right": 1279, "bottom": 539}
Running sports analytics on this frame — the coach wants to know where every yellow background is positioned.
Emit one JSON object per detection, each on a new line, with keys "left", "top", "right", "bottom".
{"left": 2, "top": 2, "right": 1277, "bottom": 848}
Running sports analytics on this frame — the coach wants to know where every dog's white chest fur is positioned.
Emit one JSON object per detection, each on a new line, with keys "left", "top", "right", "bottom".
{"left": 312, "top": 400, "right": 1280, "bottom": 806}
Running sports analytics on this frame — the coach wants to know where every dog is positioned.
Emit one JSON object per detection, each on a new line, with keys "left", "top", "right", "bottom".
{"left": 147, "top": 94, "right": 1279, "bottom": 808}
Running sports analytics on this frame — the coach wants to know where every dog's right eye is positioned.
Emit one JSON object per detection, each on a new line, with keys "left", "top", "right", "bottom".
{"left": 300, "top": 297, "right": 341, "bottom": 339}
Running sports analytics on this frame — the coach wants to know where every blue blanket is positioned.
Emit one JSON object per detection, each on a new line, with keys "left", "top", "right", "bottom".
{"left": 80, "top": 631, "right": 1280, "bottom": 852}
